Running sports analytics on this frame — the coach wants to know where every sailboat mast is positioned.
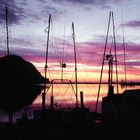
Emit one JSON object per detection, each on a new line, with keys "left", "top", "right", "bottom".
{"left": 5, "top": 7, "right": 13, "bottom": 123}
{"left": 5, "top": 7, "right": 9, "bottom": 55}
{"left": 95, "top": 12, "right": 111, "bottom": 113}
{"left": 72, "top": 22, "right": 78, "bottom": 108}
{"left": 42, "top": 14, "right": 51, "bottom": 111}
{"left": 45, "top": 14, "right": 51, "bottom": 79}
{"left": 95, "top": 11, "right": 119, "bottom": 113}
{"left": 112, "top": 12, "right": 119, "bottom": 94}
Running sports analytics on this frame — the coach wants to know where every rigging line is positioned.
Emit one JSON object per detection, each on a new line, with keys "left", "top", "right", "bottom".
{"left": 55, "top": 84, "right": 66, "bottom": 101}
{"left": 109, "top": 36, "right": 114, "bottom": 52}
{"left": 75, "top": 47, "right": 96, "bottom": 93}
{"left": 112, "top": 11, "right": 119, "bottom": 94}
{"left": 63, "top": 27, "right": 76, "bottom": 81}
{"left": 63, "top": 84, "right": 71, "bottom": 99}
{"left": 65, "top": 27, "right": 74, "bottom": 64}
{"left": 72, "top": 22, "right": 78, "bottom": 108}
{"left": 121, "top": 9, "right": 127, "bottom": 86}
{"left": 62, "top": 24, "right": 66, "bottom": 64}
{"left": 58, "top": 84, "right": 72, "bottom": 102}
{"left": 61, "top": 24, "right": 66, "bottom": 80}
{"left": 49, "top": 41, "right": 61, "bottom": 64}
{"left": 125, "top": 44, "right": 136, "bottom": 82}
{"left": 51, "top": 18, "right": 61, "bottom": 63}
{"left": 95, "top": 11, "right": 112, "bottom": 113}
{"left": 55, "top": 85, "right": 67, "bottom": 101}
{"left": 70, "top": 70, "right": 75, "bottom": 85}
{"left": 55, "top": 81, "right": 76, "bottom": 104}
{"left": 45, "top": 14, "right": 51, "bottom": 79}
{"left": 49, "top": 19, "right": 61, "bottom": 64}
{"left": 42, "top": 14, "right": 51, "bottom": 111}
{"left": 49, "top": 18, "right": 61, "bottom": 65}
{"left": 76, "top": 46, "right": 93, "bottom": 83}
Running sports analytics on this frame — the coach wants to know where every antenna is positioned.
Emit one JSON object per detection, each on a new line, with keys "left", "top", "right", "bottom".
{"left": 5, "top": 7, "right": 10, "bottom": 55}
{"left": 42, "top": 14, "right": 51, "bottom": 111}
{"left": 72, "top": 22, "right": 78, "bottom": 108}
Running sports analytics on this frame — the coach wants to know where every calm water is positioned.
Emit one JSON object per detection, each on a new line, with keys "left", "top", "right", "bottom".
{"left": 34, "top": 84, "right": 140, "bottom": 110}
{"left": 0, "top": 84, "right": 140, "bottom": 123}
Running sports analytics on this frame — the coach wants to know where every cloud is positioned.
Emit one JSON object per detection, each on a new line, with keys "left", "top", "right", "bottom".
{"left": 58, "top": 0, "right": 95, "bottom": 4}
{"left": 53, "top": 0, "right": 126, "bottom": 5}
{"left": 0, "top": 0, "right": 25, "bottom": 25}
{"left": 22, "top": 0, "right": 66, "bottom": 23}
{"left": 1, "top": 30, "right": 139, "bottom": 79}
{"left": 52, "top": 0, "right": 128, "bottom": 9}
{"left": 0, "top": 0, "right": 61, "bottom": 25}
{"left": 123, "top": 20, "right": 140, "bottom": 28}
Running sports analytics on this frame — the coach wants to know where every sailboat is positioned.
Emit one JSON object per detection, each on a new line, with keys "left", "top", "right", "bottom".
{"left": 32, "top": 15, "right": 92, "bottom": 124}
{"left": 97, "top": 11, "right": 140, "bottom": 124}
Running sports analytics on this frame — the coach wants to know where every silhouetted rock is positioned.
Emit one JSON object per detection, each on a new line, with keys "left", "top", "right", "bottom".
{"left": 0, "top": 55, "right": 47, "bottom": 112}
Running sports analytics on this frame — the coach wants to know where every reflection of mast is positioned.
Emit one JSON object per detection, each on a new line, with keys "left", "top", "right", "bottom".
{"left": 95, "top": 11, "right": 119, "bottom": 113}
{"left": 72, "top": 22, "right": 78, "bottom": 108}
{"left": 42, "top": 15, "right": 51, "bottom": 111}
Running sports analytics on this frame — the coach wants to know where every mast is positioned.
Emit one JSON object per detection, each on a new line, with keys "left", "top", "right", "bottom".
{"left": 95, "top": 11, "right": 118, "bottom": 113}
{"left": 121, "top": 11, "right": 127, "bottom": 88}
{"left": 95, "top": 11, "right": 111, "bottom": 113}
{"left": 42, "top": 14, "right": 51, "bottom": 111}
{"left": 50, "top": 81, "right": 54, "bottom": 110}
{"left": 5, "top": 7, "right": 13, "bottom": 123}
{"left": 112, "top": 12, "right": 119, "bottom": 94}
{"left": 5, "top": 7, "right": 9, "bottom": 55}
{"left": 72, "top": 22, "right": 78, "bottom": 108}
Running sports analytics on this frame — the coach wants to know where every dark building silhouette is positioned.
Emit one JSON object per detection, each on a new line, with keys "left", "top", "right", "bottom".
{"left": 102, "top": 89, "right": 140, "bottom": 124}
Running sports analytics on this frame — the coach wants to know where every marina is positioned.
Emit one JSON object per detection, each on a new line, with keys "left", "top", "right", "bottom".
{"left": 0, "top": 1, "right": 140, "bottom": 139}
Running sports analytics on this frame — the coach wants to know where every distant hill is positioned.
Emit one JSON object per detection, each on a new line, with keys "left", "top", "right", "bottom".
{"left": 0, "top": 55, "right": 46, "bottom": 112}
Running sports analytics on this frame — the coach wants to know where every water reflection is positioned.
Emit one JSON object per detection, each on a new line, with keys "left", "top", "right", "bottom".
{"left": 0, "top": 84, "right": 140, "bottom": 122}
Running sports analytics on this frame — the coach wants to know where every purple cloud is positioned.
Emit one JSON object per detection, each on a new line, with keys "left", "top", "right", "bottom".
{"left": 53, "top": 0, "right": 126, "bottom": 4}
{"left": 1, "top": 32, "right": 139, "bottom": 78}
{"left": 123, "top": 20, "right": 140, "bottom": 28}
{"left": 0, "top": 0, "right": 25, "bottom": 25}
{"left": 52, "top": 0, "right": 128, "bottom": 8}
{"left": 0, "top": 0, "right": 61, "bottom": 25}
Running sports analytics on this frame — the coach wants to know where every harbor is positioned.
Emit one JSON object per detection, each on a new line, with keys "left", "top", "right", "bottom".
{"left": 0, "top": 0, "right": 140, "bottom": 139}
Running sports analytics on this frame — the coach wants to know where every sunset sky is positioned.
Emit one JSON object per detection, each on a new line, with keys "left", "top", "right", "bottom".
{"left": 0, "top": 0, "right": 140, "bottom": 109}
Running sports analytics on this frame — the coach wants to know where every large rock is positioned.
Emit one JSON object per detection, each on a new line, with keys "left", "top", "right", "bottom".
{"left": 0, "top": 55, "right": 46, "bottom": 112}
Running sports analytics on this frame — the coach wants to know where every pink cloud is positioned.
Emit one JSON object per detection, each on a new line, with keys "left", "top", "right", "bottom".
{"left": 1, "top": 37, "right": 139, "bottom": 83}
